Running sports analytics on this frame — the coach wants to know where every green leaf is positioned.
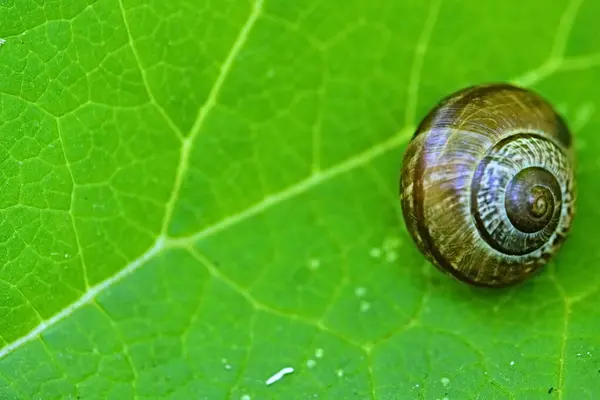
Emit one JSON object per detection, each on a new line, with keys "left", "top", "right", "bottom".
{"left": 0, "top": 0, "right": 599, "bottom": 398}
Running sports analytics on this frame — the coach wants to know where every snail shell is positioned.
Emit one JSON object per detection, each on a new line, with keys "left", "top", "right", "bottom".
{"left": 399, "top": 83, "right": 576, "bottom": 287}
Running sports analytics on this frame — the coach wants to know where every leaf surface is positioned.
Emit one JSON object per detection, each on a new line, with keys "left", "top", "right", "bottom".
{"left": 1, "top": 0, "right": 599, "bottom": 398}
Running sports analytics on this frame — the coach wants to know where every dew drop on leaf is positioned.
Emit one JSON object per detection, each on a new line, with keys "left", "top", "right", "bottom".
{"left": 315, "top": 348, "right": 324, "bottom": 359}
{"left": 360, "top": 301, "right": 371, "bottom": 312}
{"left": 369, "top": 248, "right": 382, "bottom": 258}
{"left": 308, "top": 258, "right": 321, "bottom": 270}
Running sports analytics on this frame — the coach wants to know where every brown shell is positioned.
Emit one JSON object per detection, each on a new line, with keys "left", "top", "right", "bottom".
{"left": 399, "top": 83, "right": 576, "bottom": 287}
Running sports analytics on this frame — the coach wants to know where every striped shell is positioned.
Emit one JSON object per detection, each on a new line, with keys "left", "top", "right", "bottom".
{"left": 399, "top": 83, "right": 576, "bottom": 287}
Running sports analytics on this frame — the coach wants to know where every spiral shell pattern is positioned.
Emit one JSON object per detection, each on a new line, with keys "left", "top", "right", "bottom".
{"left": 400, "top": 83, "right": 575, "bottom": 287}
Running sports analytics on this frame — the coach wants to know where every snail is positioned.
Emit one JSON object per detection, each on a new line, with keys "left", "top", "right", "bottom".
{"left": 399, "top": 83, "right": 576, "bottom": 287}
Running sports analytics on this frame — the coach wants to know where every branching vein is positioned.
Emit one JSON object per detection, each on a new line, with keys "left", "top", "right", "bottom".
{"left": 159, "top": 0, "right": 264, "bottom": 237}
{"left": 167, "top": 125, "right": 415, "bottom": 247}
{"left": 404, "top": 0, "right": 441, "bottom": 126}
{"left": 118, "top": 0, "right": 186, "bottom": 140}
{"left": 2, "top": 0, "right": 600, "bottom": 370}
{"left": 549, "top": 266, "right": 571, "bottom": 400}
{"left": 0, "top": 237, "right": 165, "bottom": 360}
{"left": 512, "top": 0, "right": 585, "bottom": 87}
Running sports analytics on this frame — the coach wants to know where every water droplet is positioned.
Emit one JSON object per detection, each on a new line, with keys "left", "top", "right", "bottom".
{"left": 315, "top": 348, "right": 324, "bottom": 359}
{"left": 360, "top": 301, "right": 371, "bottom": 312}
{"left": 369, "top": 248, "right": 382, "bottom": 258}
{"left": 383, "top": 236, "right": 401, "bottom": 250}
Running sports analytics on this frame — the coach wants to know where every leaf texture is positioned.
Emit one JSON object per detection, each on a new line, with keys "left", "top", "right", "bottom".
{"left": 1, "top": 0, "right": 600, "bottom": 398}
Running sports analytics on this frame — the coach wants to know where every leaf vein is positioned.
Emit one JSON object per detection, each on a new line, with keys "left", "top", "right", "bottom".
{"left": 512, "top": 0, "right": 586, "bottom": 87}
{"left": 159, "top": 0, "right": 265, "bottom": 237}
{"left": 549, "top": 266, "right": 571, "bottom": 400}
{"left": 186, "top": 246, "right": 363, "bottom": 350}
{"left": 168, "top": 125, "right": 415, "bottom": 246}
{"left": 404, "top": 0, "right": 442, "bottom": 126}
{"left": 0, "top": 237, "right": 166, "bottom": 360}
{"left": 95, "top": 301, "right": 139, "bottom": 395}
{"left": 56, "top": 118, "right": 90, "bottom": 289}
{"left": 117, "top": 0, "right": 185, "bottom": 140}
